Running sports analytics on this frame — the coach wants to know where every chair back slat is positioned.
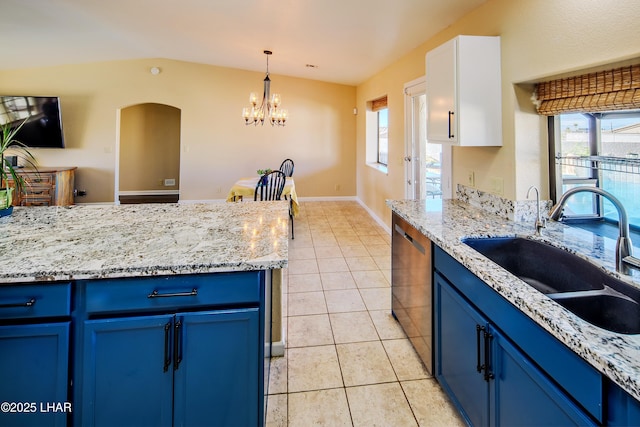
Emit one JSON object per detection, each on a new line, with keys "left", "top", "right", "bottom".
{"left": 279, "top": 159, "right": 294, "bottom": 177}
{"left": 254, "top": 170, "right": 286, "bottom": 201}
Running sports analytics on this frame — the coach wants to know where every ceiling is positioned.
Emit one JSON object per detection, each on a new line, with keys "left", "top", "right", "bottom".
{"left": 1, "top": 0, "right": 486, "bottom": 86}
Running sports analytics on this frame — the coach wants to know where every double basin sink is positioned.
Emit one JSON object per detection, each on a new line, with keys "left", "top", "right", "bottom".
{"left": 463, "top": 237, "right": 640, "bottom": 334}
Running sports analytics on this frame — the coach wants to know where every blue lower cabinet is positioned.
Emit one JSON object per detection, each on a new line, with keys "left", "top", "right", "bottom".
{"left": 81, "top": 309, "right": 260, "bottom": 427}
{"left": 173, "top": 309, "right": 259, "bottom": 427}
{"left": 435, "top": 272, "right": 596, "bottom": 426}
{"left": 435, "top": 273, "right": 489, "bottom": 426}
{"left": 0, "top": 322, "right": 70, "bottom": 427}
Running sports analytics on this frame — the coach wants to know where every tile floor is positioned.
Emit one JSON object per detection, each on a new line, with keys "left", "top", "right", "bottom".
{"left": 266, "top": 201, "right": 465, "bottom": 427}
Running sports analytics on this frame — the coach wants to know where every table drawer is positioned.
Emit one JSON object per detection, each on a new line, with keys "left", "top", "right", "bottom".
{"left": 0, "top": 283, "right": 72, "bottom": 320}
{"left": 84, "top": 271, "right": 262, "bottom": 315}
{"left": 22, "top": 173, "right": 54, "bottom": 185}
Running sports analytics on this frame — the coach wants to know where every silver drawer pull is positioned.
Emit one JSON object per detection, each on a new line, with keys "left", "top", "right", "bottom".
{"left": 0, "top": 298, "right": 36, "bottom": 309}
{"left": 147, "top": 289, "right": 198, "bottom": 298}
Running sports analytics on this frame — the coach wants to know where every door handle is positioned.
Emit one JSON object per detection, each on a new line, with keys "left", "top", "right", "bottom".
{"left": 163, "top": 321, "right": 172, "bottom": 372}
{"left": 0, "top": 298, "right": 36, "bottom": 309}
{"left": 173, "top": 319, "right": 182, "bottom": 371}
{"left": 148, "top": 289, "right": 198, "bottom": 298}
{"left": 448, "top": 111, "right": 455, "bottom": 139}
{"left": 483, "top": 329, "right": 495, "bottom": 382}
{"left": 476, "top": 324, "right": 485, "bottom": 373}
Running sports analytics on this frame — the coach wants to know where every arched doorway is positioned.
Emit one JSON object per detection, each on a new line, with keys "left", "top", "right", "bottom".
{"left": 117, "top": 103, "right": 181, "bottom": 204}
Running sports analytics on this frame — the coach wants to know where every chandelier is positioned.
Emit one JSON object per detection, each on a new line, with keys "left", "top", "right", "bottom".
{"left": 242, "top": 50, "right": 288, "bottom": 126}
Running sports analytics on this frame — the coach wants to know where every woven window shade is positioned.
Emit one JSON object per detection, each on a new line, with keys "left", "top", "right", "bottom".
{"left": 534, "top": 64, "right": 640, "bottom": 115}
{"left": 371, "top": 96, "right": 388, "bottom": 112}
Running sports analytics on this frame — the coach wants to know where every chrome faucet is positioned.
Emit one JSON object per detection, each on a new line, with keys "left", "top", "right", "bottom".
{"left": 526, "top": 186, "right": 545, "bottom": 235}
{"left": 549, "top": 187, "right": 638, "bottom": 275}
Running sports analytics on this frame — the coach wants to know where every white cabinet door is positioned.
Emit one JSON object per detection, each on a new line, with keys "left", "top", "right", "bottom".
{"left": 426, "top": 36, "right": 502, "bottom": 147}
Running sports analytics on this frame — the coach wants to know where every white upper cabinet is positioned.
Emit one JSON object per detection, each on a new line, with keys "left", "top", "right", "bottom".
{"left": 426, "top": 35, "right": 502, "bottom": 146}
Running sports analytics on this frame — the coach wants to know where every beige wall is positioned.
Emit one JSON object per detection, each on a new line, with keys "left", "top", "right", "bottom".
{"left": 119, "top": 103, "right": 181, "bottom": 193}
{"left": 356, "top": 0, "right": 640, "bottom": 226}
{"left": 0, "top": 59, "right": 357, "bottom": 203}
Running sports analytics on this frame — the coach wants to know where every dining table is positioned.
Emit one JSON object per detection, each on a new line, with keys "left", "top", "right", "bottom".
{"left": 226, "top": 176, "right": 299, "bottom": 217}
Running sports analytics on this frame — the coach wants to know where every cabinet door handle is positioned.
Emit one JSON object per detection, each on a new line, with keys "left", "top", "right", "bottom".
{"left": 483, "top": 329, "right": 495, "bottom": 382}
{"left": 448, "top": 111, "right": 455, "bottom": 139}
{"left": 148, "top": 289, "right": 198, "bottom": 298}
{"left": 0, "top": 298, "right": 36, "bottom": 309}
{"left": 174, "top": 319, "right": 183, "bottom": 371}
{"left": 476, "top": 324, "right": 485, "bottom": 373}
{"left": 163, "top": 321, "right": 172, "bottom": 373}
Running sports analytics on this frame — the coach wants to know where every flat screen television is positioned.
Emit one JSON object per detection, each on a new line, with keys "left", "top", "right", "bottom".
{"left": 0, "top": 96, "right": 65, "bottom": 148}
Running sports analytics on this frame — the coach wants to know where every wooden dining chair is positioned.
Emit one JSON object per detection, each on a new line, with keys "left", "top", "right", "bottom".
{"left": 279, "top": 159, "right": 294, "bottom": 177}
{"left": 254, "top": 170, "right": 286, "bottom": 201}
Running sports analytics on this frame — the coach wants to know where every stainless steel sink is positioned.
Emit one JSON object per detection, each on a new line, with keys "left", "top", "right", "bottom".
{"left": 463, "top": 237, "right": 640, "bottom": 334}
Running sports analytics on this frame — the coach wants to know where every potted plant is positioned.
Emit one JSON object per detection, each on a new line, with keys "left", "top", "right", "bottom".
{"left": 256, "top": 168, "right": 273, "bottom": 186}
{"left": 0, "top": 119, "right": 37, "bottom": 216}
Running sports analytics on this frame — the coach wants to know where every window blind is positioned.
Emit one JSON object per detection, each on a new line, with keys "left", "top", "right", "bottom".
{"left": 371, "top": 96, "right": 388, "bottom": 112}
{"left": 534, "top": 64, "right": 640, "bottom": 115}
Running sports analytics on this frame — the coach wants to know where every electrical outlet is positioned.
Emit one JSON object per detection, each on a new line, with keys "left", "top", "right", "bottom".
{"left": 335, "top": 184, "right": 341, "bottom": 191}
{"left": 216, "top": 186, "right": 222, "bottom": 193}
{"left": 491, "top": 177, "right": 504, "bottom": 195}
{"left": 164, "top": 179, "right": 176, "bottom": 186}
{"left": 467, "top": 171, "right": 475, "bottom": 187}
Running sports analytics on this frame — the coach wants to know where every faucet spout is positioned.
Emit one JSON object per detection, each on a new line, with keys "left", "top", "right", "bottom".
{"left": 526, "top": 186, "right": 545, "bottom": 235}
{"left": 549, "top": 187, "right": 634, "bottom": 274}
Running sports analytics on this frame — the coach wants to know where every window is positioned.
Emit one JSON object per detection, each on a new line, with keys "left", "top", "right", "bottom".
{"left": 552, "top": 111, "right": 640, "bottom": 229}
{"left": 366, "top": 96, "right": 388, "bottom": 173}
{"left": 377, "top": 108, "right": 388, "bottom": 166}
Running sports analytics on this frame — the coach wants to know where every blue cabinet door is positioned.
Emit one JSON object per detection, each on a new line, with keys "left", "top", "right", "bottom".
{"left": 434, "top": 273, "right": 490, "bottom": 426}
{"left": 173, "top": 308, "right": 260, "bottom": 427}
{"left": 490, "top": 325, "right": 597, "bottom": 426}
{"left": 81, "top": 315, "right": 174, "bottom": 427}
{"left": 0, "top": 322, "right": 69, "bottom": 427}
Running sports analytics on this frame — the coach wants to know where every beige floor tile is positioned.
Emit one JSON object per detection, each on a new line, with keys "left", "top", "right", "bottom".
{"left": 330, "top": 311, "right": 379, "bottom": 344}
{"left": 402, "top": 379, "right": 466, "bottom": 427}
{"left": 320, "top": 271, "right": 357, "bottom": 290}
{"left": 287, "top": 259, "right": 319, "bottom": 275}
{"left": 359, "top": 287, "right": 391, "bottom": 311}
{"left": 369, "top": 310, "right": 407, "bottom": 340}
{"left": 289, "top": 234, "right": 313, "bottom": 248}
{"left": 382, "top": 338, "right": 429, "bottom": 381}
{"left": 336, "top": 234, "right": 363, "bottom": 246}
{"left": 288, "top": 314, "right": 334, "bottom": 348}
{"left": 265, "top": 393, "right": 287, "bottom": 427}
{"left": 359, "top": 234, "right": 388, "bottom": 246}
{"left": 287, "top": 291, "right": 327, "bottom": 316}
{"left": 346, "top": 383, "right": 418, "bottom": 427}
{"left": 345, "top": 256, "right": 379, "bottom": 271}
{"left": 325, "top": 289, "right": 367, "bottom": 313}
{"left": 351, "top": 270, "right": 389, "bottom": 288}
{"left": 339, "top": 244, "right": 369, "bottom": 257}
{"left": 317, "top": 257, "right": 350, "bottom": 273}
{"left": 312, "top": 235, "right": 339, "bottom": 247}
{"left": 288, "top": 246, "right": 316, "bottom": 260}
{"left": 336, "top": 341, "right": 397, "bottom": 386}
{"left": 288, "top": 345, "right": 343, "bottom": 392}
{"left": 288, "top": 273, "right": 322, "bottom": 293}
{"left": 314, "top": 245, "right": 342, "bottom": 259}
{"left": 373, "top": 255, "right": 391, "bottom": 270}
{"left": 268, "top": 354, "right": 287, "bottom": 394}
{"left": 366, "top": 244, "right": 390, "bottom": 257}
{"left": 288, "top": 389, "right": 352, "bottom": 427}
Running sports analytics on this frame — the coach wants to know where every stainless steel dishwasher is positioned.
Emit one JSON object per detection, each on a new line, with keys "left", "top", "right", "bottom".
{"left": 391, "top": 212, "right": 433, "bottom": 375}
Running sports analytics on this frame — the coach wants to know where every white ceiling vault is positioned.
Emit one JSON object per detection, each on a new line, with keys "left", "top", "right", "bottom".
{"left": 1, "top": 0, "right": 486, "bottom": 86}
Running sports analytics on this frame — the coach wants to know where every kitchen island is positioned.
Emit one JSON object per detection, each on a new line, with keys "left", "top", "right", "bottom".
{"left": 0, "top": 201, "right": 289, "bottom": 427}
{"left": 388, "top": 198, "right": 640, "bottom": 426}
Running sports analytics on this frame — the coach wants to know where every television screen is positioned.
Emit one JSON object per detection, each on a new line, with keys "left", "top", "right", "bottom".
{"left": 0, "top": 96, "right": 65, "bottom": 148}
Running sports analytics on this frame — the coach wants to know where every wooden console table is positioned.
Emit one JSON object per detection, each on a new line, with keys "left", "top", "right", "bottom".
{"left": 5, "top": 167, "right": 77, "bottom": 206}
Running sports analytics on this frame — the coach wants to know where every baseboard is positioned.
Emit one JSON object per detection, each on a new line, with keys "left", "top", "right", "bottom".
{"left": 356, "top": 197, "right": 391, "bottom": 235}
{"left": 118, "top": 190, "right": 180, "bottom": 196}
{"left": 269, "top": 339, "right": 285, "bottom": 357}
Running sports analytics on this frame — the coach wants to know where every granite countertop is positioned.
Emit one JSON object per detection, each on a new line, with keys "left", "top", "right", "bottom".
{"left": 387, "top": 198, "right": 640, "bottom": 402}
{"left": 0, "top": 202, "right": 290, "bottom": 283}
